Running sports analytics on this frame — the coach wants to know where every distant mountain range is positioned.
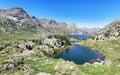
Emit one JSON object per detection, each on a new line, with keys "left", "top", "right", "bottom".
{"left": 0, "top": 7, "right": 87, "bottom": 37}
{"left": 94, "top": 19, "right": 120, "bottom": 40}
{"left": 80, "top": 27, "right": 101, "bottom": 35}
{"left": 1, "top": 7, "right": 119, "bottom": 39}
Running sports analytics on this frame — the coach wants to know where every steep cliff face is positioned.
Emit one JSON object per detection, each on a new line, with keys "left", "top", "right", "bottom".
{"left": 0, "top": 7, "right": 86, "bottom": 36}
{"left": 94, "top": 19, "right": 120, "bottom": 40}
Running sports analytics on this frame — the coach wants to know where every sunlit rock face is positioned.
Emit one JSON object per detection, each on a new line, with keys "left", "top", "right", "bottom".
{"left": 94, "top": 18, "right": 120, "bottom": 40}
{"left": 43, "top": 38, "right": 64, "bottom": 49}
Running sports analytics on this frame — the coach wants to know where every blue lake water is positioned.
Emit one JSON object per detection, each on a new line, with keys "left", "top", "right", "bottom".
{"left": 55, "top": 35, "right": 105, "bottom": 64}
{"left": 70, "top": 34, "right": 90, "bottom": 40}
{"left": 69, "top": 35, "right": 90, "bottom": 44}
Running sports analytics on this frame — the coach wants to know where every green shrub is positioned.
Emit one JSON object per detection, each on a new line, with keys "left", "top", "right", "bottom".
{"left": 47, "top": 35, "right": 53, "bottom": 39}
{"left": 104, "top": 31, "right": 110, "bottom": 37}
{"left": 15, "top": 58, "right": 24, "bottom": 66}
{"left": 26, "top": 45, "right": 33, "bottom": 50}
{"left": 45, "top": 43, "right": 54, "bottom": 48}
{"left": 0, "top": 46, "right": 4, "bottom": 51}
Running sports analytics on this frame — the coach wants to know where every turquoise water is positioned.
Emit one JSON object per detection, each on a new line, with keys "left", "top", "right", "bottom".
{"left": 55, "top": 35, "right": 105, "bottom": 64}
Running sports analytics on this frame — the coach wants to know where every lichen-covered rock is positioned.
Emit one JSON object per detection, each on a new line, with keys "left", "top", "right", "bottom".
{"left": 54, "top": 61, "right": 84, "bottom": 75}
{"left": 0, "top": 64, "right": 17, "bottom": 72}
{"left": 13, "top": 50, "right": 35, "bottom": 56}
{"left": 17, "top": 41, "right": 35, "bottom": 50}
{"left": 36, "top": 72, "right": 52, "bottom": 75}
{"left": 35, "top": 49, "right": 45, "bottom": 57}
{"left": 37, "top": 45, "right": 54, "bottom": 55}
{"left": 21, "top": 65, "right": 31, "bottom": 73}
{"left": 55, "top": 62, "right": 75, "bottom": 75}
{"left": 43, "top": 38, "right": 64, "bottom": 49}
{"left": 5, "top": 56, "right": 25, "bottom": 68}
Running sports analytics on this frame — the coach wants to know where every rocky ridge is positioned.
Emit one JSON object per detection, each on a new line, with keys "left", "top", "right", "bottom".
{"left": 94, "top": 18, "right": 120, "bottom": 40}
{"left": 0, "top": 7, "right": 86, "bottom": 36}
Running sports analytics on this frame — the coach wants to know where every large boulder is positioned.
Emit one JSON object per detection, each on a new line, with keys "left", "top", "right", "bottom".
{"left": 37, "top": 45, "right": 54, "bottom": 55}
{"left": 36, "top": 72, "right": 52, "bottom": 75}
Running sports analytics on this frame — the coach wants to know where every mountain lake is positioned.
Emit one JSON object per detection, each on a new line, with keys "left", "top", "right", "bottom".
{"left": 55, "top": 35, "right": 105, "bottom": 64}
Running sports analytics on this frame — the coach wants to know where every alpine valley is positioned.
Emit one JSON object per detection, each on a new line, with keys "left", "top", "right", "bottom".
{"left": 0, "top": 7, "right": 120, "bottom": 75}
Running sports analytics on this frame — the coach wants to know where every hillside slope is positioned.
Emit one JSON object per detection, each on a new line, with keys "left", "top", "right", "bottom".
{"left": 94, "top": 19, "right": 120, "bottom": 40}
{"left": 0, "top": 7, "right": 86, "bottom": 36}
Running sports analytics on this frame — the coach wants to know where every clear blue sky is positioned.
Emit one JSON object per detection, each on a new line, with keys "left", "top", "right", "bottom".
{"left": 0, "top": 0, "right": 120, "bottom": 28}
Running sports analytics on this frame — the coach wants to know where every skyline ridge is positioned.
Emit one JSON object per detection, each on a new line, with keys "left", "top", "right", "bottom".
{"left": 0, "top": 0, "right": 120, "bottom": 28}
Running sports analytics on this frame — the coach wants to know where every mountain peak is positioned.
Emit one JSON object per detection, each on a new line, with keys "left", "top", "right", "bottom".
{"left": 9, "top": 7, "right": 24, "bottom": 11}
{"left": 0, "top": 7, "right": 87, "bottom": 35}
{"left": 7, "top": 7, "right": 28, "bottom": 16}
{"left": 0, "top": 7, "right": 30, "bottom": 21}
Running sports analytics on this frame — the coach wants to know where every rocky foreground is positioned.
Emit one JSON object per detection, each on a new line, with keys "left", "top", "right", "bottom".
{"left": 0, "top": 35, "right": 73, "bottom": 75}
{"left": 0, "top": 35, "right": 120, "bottom": 75}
